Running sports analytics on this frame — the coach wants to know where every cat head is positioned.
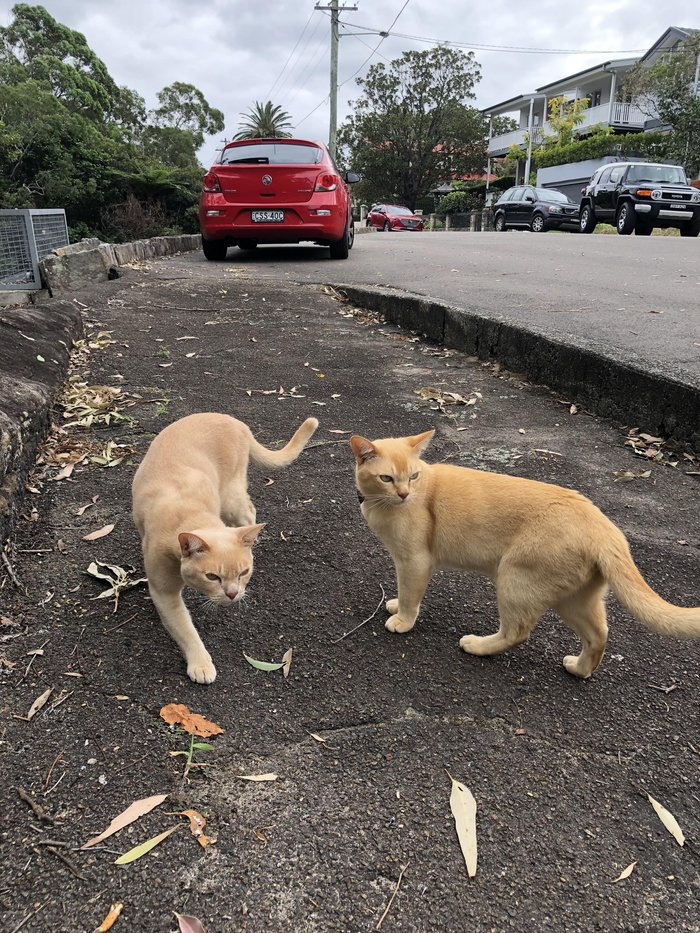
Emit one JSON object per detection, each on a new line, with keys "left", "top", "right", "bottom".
{"left": 350, "top": 430, "right": 434, "bottom": 505}
{"left": 177, "top": 524, "right": 265, "bottom": 604}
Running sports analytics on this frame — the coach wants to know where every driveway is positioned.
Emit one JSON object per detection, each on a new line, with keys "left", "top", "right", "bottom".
{"left": 2, "top": 252, "right": 699, "bottom": 933}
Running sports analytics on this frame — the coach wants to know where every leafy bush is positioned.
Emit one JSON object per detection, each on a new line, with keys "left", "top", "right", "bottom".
{"left": 531, "top": 131, "right": 672, "bottom": 169}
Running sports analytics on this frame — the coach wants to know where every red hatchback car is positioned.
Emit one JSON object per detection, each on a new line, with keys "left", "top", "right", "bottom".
{"left": 366, "top": 204, "right": 424, "bottom": 231}
{"left": 199, "top": 138, "right": 359, "bottom": 260}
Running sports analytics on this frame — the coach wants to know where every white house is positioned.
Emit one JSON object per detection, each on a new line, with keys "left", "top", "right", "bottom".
{"left": 482, "top": 26, "right": 698, "bottom": 171}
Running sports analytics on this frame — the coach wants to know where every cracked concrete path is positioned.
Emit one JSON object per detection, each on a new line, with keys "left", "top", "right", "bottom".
{"left": 1, "top": 254, "right": 699, "bottom": 932}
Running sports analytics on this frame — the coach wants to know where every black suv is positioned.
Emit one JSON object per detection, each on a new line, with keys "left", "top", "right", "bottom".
{"left": 579, "top": 161, "right": 700, "bottom": 236}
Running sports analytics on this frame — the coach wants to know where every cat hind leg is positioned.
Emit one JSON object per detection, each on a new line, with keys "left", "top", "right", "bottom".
{"left": 460, "top": 585, "right": 542, "bottom": 657}
{"left": 556, "top": 584, "right": 608, "bottom": 679}
{"left": 385, "top": 598, "right": 398, "bottom": 614}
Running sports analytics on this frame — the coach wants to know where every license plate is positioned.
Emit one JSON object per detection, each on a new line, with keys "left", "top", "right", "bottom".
{"left": 251, "top": 210, "right": 284, "bottom": 223}
{"left": 668, "top": 203, "right": 686, "bottom": 209}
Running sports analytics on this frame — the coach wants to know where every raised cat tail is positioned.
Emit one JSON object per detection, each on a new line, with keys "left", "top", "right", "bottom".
{"left": 247, "top": 417, "right": 319, "bottom": 469}
{"left": 597, "top": 528, "right": 700, "bottom": 638}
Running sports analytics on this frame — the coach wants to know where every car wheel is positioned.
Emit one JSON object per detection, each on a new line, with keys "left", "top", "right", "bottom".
{"left": 329, "top": 222, "right": 350, "bottom": 260}
{"left": 616, "top": 203, "right": 635, "bottom": 235}
{"left": 579, "top": 204, "right": 596, "bottom": 234}
{"left": 635, "top": 220, "right": 653, "bottom": 236}
{"left": 494, "top": 213, "right": 507, "bottom": 232}
{"left": 530, "top": 213, "right": 545, "bottom": 233}
{"left": 202, "top": 238, "right": 228, "bottom": 261}
{"left": 383, "top": 221, "right": 391, "bottom": 232}
{"left": 347, "top": 219, "right": 355, "bottom": 251}
{"left": 680, "top": 221, "right": 700, "bottom": 237}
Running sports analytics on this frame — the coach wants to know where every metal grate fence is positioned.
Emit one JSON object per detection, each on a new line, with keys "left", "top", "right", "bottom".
{"left": 0, "top": 209, "right": 69, "bottom": 289}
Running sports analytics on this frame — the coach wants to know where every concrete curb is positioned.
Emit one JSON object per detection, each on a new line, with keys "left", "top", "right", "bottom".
{"left": 336, "top": 283, "right": 700, "bottom": 453}
{"left": 1, "top": 232, "right": 201, "bottom": 546}
{"left": 0, "top": 300, "right": 83, "bottom": 546}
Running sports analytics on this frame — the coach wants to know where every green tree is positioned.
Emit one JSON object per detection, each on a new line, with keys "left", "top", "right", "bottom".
{"left": 540, "top": 95, "right": 588, "bottom": 147}
{"left": 233, "top": 100, "right": 294, "bottom": 139}
{"left": 152, "top": 81, "right": 224, "bottom": 148}
{"left": 623, "top": 33, "right": 700, "bottom": 176}
{"left": 337, "top": 46, "right": 486, "bottom": 210}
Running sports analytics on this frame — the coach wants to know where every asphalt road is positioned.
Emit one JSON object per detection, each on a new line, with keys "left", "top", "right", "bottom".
{"left": 226, "top": 230, "right": 700, "bottom": 377}
{"left": 2, "top": 251, "right": 699, "bottom": 933}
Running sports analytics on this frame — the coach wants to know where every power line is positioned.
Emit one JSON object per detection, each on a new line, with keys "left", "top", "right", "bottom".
{"left": 336, "top": 20, "right": 649, "bottom": 56}
{"left": 266, "top": 8, "right": 318, "bottom": 101}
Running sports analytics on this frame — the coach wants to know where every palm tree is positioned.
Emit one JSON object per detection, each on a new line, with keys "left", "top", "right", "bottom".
{"left": 233, "top": 101, "right": 294, "bottom": 140}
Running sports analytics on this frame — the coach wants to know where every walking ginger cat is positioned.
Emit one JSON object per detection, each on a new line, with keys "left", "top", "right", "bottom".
{"left": 350, "top": 429, "right": 700, "bottom": 678}
{"left": 133, "top": 413, "right": 318, "bottom": 683}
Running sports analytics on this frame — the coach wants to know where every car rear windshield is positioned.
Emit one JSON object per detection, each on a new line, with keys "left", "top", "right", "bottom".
{"left": 386, "top": 205, "right": 413, "bottom": 215}
{"left": 534, "top": 188, "right": 569, "bottom": 203}
{"left": 626, "top": 165, "right": 687, "bottom": 185}
{"left": 219, "top": 143, "right": 324, "bottom": 165}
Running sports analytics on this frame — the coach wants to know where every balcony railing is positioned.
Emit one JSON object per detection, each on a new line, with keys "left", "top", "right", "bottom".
{"left": 488, "top": 100, "right": 651, "bottom": 153}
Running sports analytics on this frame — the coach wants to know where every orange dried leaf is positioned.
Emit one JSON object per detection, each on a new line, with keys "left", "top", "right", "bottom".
{"left": 159, "top": 703, "right": 224, "bottom": 738}
{"left": 95, "top": 901, "right": 123, "bottom": 931}
{"left": 174, "top": 809, "right": 209, "bottom": 848}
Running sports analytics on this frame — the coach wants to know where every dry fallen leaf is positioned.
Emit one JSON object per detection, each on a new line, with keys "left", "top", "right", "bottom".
{"left": 94, "top": 902, "right": 123, "bottom": 932}
{"left": 237, "top": 773, "right": 278, "bottom": 782}
{"left": 243, "top": 653, "right": 285, "bottom": 672}
{"left": 82, "top": 523, "right": 116, "bottom": 541}
{"left": 648, "top": 794, "right": 685, "bottom": 846}
{"left": 82, "top": 793, "right": 169, "bottom": 849}
{"left": 159, "top": 703, "right": 224, "bottom": 738}
{"left": 15, "top": 686, "right": 52, "bottom": 722}
{"left": 172, "top": 809, "right": 209, "bottom": 847}
{"left": 309, "top": 732, "right": 327, "bottom": 743}
{"left": 612, "top": 861, "right": 637, "bottom": 883}
{"left": 115, "top": 825, "right": 179, "bottom": 865}
{"left": 282, "top": 647, "right": 293, "bottom": 679}
{"left": 448, "top": 771, "right": 477, "bottom": 877}
{"left": 175, "top": 914, "right": 207, "bottom": 933}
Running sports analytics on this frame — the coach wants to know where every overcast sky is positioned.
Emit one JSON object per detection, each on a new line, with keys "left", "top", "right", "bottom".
{"left": 1, "top": 1, "right": 695, "bottom": 163}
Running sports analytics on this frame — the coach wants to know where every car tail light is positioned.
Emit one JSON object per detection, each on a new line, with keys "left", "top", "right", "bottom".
{"left": 636, "top": 188, "right": 652, "bottom": 197}
{"left": 202, "top": 171, "right": 221, "bottom": 193}
{"left": 315, "top": 172, "right": 339, "bottom": 192}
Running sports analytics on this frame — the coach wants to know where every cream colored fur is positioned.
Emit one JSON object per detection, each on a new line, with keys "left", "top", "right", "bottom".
{"left": 132, "top": 413, "right": 318, "bottom": 683}
{"left": 350, "top": 429, "right": 700, "bottom": 678}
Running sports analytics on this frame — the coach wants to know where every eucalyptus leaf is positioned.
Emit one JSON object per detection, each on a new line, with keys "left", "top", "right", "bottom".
{"left": 243, "top": 652, "right": 285, "bottom": 672}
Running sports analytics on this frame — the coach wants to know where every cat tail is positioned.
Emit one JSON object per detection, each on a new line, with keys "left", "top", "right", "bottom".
{"left": 597, "top": 529, "right": 700, "bottom": 638}
{"left": 248, "top": 417, "right": 319, "bottom": 469}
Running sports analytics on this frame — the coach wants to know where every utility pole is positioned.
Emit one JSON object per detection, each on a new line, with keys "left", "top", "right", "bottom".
{"left": 315, "top": 0, "right": 357, "bottom": 159}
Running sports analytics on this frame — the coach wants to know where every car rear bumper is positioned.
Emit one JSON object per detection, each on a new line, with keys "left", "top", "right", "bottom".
{"left": 200, "top": 202, "right": 347, "bottom": 242}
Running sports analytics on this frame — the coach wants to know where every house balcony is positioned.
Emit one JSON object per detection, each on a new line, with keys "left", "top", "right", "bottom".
{"left": 488, "top": 101, "right": 650, "bottom": 155}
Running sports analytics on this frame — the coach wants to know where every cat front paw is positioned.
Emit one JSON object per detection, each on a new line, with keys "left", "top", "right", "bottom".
{"left": 187, "top": 654, "right": 217, "bottom": 684}
{"left": 385, "top": 614, "right": 415, "bottom": 634}
{"left": 385, "top": 598, "right": 399, "bottom": 614}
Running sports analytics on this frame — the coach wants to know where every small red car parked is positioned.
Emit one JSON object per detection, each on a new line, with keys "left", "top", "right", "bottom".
{"left": 366, "top": 204, "right": 424, "bottom": 231}
{"left": 199, "top": 138, "right": 359, "bottom": 261}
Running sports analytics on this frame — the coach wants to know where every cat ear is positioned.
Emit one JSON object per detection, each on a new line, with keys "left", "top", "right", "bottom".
{"left": 178, "top": 532, "right": 209, "bottom": 557}
{"left": 350, "top": 435, "right": 377, "bottom": 463}
{"left": 238, "top": 523, "right": 266, "bottom": 548}
{"left": 407, "top": 429, "right": 435, "bottom": 454}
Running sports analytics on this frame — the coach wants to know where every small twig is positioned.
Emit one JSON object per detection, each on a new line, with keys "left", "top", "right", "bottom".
{"left": 1, "top": 549, "right": 22, "bottom": 588}
{"left": 103, "top": 612, "right": 138, "bottom": 635}
{"left": 16, "top": 638, "right": 50, "bottom": 686}
{"left": 42, "top": 750, "right": 65, "bottom": 791}
{"left": 11, "top": 902, "right": 46, "bottom": 933}
{"left": 305, "top": 439, "right": 348, "bottom": 449}
{"left": 17, "top": 787, "right": 55, "bottom": 824}
{"left": 376, "top": 861, "right": 410, "bottom": 930}
{"left": 333, "top": 584, "right": 386, "bottom": 644}
{"left": 43, "top": 845, "right": 85, "bottom": 879}
{"left": 34, "top": 839, "right": 69, "bottom": 847}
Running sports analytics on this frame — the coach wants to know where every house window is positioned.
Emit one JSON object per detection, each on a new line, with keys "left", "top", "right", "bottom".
{"left": 589, "top": 89, "right": 602, "bottom": 108}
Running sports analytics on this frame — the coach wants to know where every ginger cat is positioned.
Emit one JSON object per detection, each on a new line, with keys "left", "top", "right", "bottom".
{"left": 350, "top": 429, "right": 700, "bottom": 678}
{"left": 132, "top": 413, "right": 318, "bottom": 683}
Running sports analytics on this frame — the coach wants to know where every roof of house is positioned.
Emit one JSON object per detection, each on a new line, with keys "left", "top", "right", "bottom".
{"left": 640, "top": 26, "right": 698, "bottom": 62}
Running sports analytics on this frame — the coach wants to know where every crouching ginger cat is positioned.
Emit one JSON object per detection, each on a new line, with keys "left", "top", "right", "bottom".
{"left": 133, "top": 413, "right": 318, "bottom": 683}
{"left": 350, "top": 429, "right": 700, "bottom": 679}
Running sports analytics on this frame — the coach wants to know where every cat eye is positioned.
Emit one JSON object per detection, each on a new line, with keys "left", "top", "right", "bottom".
{"left": 205, "top": 572, "right": 221, "bottom": 582}
{"left": 410, "top": 472, "right": 420, "bottom": 480}
{"left": 379, "top": 475, "right": 393, "bottom": 483}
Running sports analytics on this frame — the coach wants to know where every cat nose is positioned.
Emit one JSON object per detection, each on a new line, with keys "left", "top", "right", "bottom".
{"left": 398, "top": 490, "right": 409, "bottom": 500}
{"left": 225, "top": 587, "right": 239, "bottom": 601}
